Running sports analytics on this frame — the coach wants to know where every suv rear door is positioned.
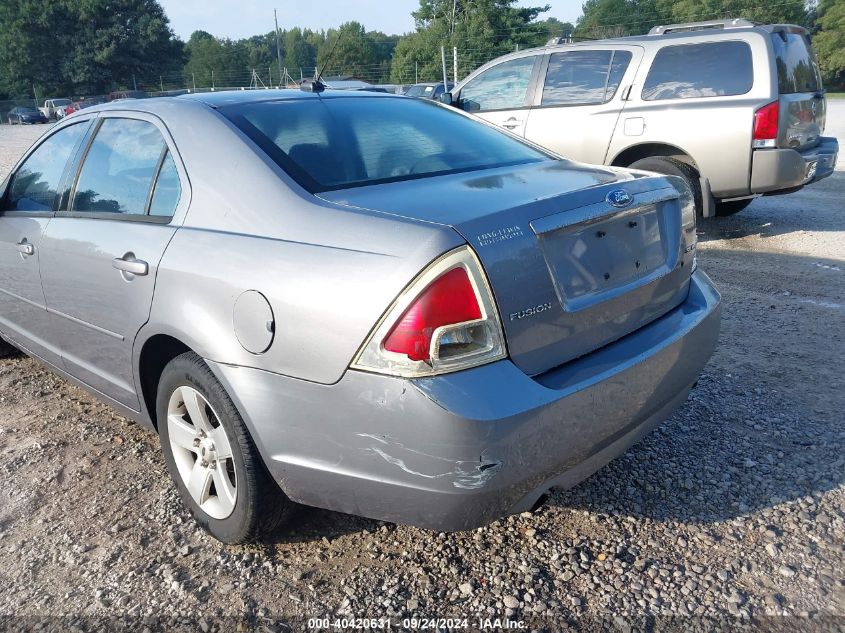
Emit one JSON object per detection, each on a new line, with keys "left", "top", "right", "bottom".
{"left": 768, "top": 27, "right": 825, "bottom": 151}
{"left": 523, "top": 45, "right": 643, "bottom": 164}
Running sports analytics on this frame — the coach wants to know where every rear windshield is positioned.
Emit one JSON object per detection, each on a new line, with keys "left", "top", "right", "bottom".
{"left": 770, "top": 31, "right": 822, "bottom": 94}
{"left": 221, "top": 96, "right": 549, "bottom": 192}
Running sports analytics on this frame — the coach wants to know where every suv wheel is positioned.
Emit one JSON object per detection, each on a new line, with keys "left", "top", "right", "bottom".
{"left": 628, "top": 157, "right": 703, "bottom": 218}
{"left": 715, "top": 198, "right": 753, "bottom": 216}
{"left": 157, "top": 351, "right": 291, "bottom": 543}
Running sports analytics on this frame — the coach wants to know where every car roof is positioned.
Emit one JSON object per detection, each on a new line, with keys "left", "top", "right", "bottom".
{"left": 487, "top": 22, "right": 801, "bottom": 63}
{"left": 77, "top": 88, "right": 401, "bottom": 117}
{"left": 179, "top": 88, "right": 399, "bottom": 107}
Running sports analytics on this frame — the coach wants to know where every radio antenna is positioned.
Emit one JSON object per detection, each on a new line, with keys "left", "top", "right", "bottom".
{"left": 301, "top": 30, "right": 344, "bottom": 93}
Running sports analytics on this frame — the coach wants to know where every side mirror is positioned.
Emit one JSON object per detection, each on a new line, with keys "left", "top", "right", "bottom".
{"left": 439, "top": 92, "right": 454, "bottom": 106}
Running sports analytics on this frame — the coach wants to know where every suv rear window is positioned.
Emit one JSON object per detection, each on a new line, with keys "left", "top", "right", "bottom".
{"left": 770, "top": 31, "right": 822, "bottom": 94}
{"left": 642, "top": 41, "right": 753, "bottom": 100}
{"left": 221, "top": 97, "right": 548, "bottom": 192}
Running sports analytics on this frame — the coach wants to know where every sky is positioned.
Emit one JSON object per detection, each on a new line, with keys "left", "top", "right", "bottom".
{"left": 158, "top": 0, "right": 583, "bottom": 40}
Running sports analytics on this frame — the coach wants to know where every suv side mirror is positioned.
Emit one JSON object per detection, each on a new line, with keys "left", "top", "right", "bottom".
{"left": 439, "top": 92, "right": 454, "bottom": 106}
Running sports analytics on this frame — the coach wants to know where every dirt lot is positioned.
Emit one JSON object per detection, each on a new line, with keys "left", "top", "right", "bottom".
{"left": 0, "top": 107, "right": 843, "bottom": 631}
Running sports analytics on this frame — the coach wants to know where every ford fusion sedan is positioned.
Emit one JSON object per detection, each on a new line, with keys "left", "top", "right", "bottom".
{"left": 0, "top": 90, "right": 720, "bottom": 543}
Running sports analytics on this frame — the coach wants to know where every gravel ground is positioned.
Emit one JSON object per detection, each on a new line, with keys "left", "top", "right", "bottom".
{"left": 0, "top": 107, "right": 843, "bottom": 632}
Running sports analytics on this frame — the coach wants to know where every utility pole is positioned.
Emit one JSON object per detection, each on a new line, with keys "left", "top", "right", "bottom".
{"left": 160, "top": 76, "right": 164, "bottom": 92}
{"left": 274, "top": 9, "right": 283, "bottom": 85}
{"left": 192, "top": 73, "right": 196, "bottom": 92}
{"left": 415, "top": 61, "right": 418, "bottom": 84}
{"left": 453, "top": 47, "right": 458, "bottom": 85}
{"left": 269, "top": 66, "right": 273, "bottom": 87}
{"left": 211, "top": 69, "right": 215, "bottom": 90}
{"left": 440, "top": 46, "right": 448, "bottom": 91}
{"left": 133, "top": 75, "right": 137, "bottom": 90}
{"left": 451, "top": 0, "right": 457, "bottom": 35}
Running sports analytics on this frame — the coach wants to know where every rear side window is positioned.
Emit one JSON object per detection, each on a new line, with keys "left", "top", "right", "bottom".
{"left": 770, "top": 32, "right": 822, "bottom": 94}
{"left": 5, "top": 122, "right": 89, "bottom": 213}
{"left": 460, "top": 56, "right": 536, "bottom": 112}
{"left": 542, "top": 49, "right": 632, "bottom": 106}
{"left": 72, "top": 118, "right": 171, "bottom": 217}
{"left": 642, "top": 41, "right": 753, "bottom": 100}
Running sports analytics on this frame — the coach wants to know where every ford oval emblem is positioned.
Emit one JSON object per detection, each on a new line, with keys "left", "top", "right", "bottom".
{"left": 606, "top": 189, "right": 633, "bottom": 208}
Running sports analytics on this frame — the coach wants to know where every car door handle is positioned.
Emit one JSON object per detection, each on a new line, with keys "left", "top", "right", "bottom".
{"left": 112, "top": 256, "right": 149, "bottom": 276}
{"left": 502, "top": 118, "right": 522, "bottom": 129}
{"left": 15, "top": 240, "right": 34, "bottom": 256}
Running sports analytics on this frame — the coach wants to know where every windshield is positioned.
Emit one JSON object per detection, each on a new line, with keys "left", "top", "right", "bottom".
{"left": 221, "top": 96, "right": 549, "bottom": 192}
{"left": 53, "top": 99, "right": 71, "bottom": 106}
{"left": 405, "top": 85, "right": 434, "bottom": 97}
{"left": 770, "top": 31, "right": 822, "bottom": 94}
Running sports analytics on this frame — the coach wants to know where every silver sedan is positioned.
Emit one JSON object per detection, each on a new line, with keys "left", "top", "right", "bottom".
{"left": 0, "top": 90, "right": 720, "bottom": 543}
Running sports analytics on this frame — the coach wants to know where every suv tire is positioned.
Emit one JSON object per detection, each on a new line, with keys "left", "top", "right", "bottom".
{"left": 157, "top": 351, "right": 292, "bottom": 543}
{"left": 628, "top": 157, "right": 703, "bottom": 218}
{"left": 715, "top": 198, "right": 753, "bottom": 216}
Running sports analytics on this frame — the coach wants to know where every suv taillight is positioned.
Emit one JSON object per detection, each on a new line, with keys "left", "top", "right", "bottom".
{"left": 752, "top": 101, "right": 779, "bottom": 148}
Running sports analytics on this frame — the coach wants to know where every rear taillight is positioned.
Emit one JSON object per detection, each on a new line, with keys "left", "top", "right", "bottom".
{"left": 752, "top": 101, "right": 779, "bottom": 148}
{"left": 353, "top": 246, "right": 507, "bottom": 377}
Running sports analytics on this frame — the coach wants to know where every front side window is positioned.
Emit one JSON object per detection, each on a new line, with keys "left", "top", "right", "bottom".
{"left": 72, "top": 118, "right": 168, "bottom": 216}
{"left": 460, "top": 56, "right": 537, "bottom": 112}
{"left": 642, "top": 41, "right": 753, "bottom": 101}
{"left": 222, "top": 97, "right": 549, "bottom": 192}
{"left": 542, "top": 49, "right": 632, "bottom": 106}
{"left": 5, "top": 121, "right": 89, "bottom": 212}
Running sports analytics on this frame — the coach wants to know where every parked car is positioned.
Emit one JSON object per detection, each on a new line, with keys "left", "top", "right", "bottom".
{"left": 0, "top": 90, "right": 720, "bottom": 543}
{"left": 404, "top": 81, "right": 454, "bottom": 100}
{"left": 443, "top": 19, "right": 839, "bottom": 217}
{"left": 38, "top": 98, "right": 72, "bottom": 120}
{"left": 64, "top": 99, "right": 104, "bottom": 116}
{"left": 6, "top": 106, "right": 48, "bottom": 125}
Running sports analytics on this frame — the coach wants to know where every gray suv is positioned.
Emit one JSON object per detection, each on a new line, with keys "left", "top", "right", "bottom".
{"left": 445, "top": 19, "right": 839, "bottom": 217}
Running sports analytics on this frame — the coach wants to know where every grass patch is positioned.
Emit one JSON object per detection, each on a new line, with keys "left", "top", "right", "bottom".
{"left": 826, "top": 91, "right": 845, "bottom": 99}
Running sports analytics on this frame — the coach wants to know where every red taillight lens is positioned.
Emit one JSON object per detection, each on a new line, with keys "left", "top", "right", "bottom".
{"left": 383, "top": 267, "right": 482, "bottom": 362}
{"left": 753, "top": 101, "right": 779, "bottom": 144}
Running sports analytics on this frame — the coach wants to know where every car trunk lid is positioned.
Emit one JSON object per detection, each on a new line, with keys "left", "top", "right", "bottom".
{"left": 320, "top": 160, "right": 695, "bottom": 376}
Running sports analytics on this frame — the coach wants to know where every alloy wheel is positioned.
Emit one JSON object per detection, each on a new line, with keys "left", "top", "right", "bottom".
{"left": 166, "top": 385, "right": 237, "bottom": 519}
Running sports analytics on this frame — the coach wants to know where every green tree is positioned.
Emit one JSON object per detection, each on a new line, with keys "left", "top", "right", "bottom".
{"left": 391, "top": 0, "right": 551, "bottom": 83}
{"left": 814, "top": 0, "right": 845, "bottom": 86}
{"left": 316, "top": 22, "right": 380, "bottom": 79}
{"left": 0, "top": 0, "right": 182, "bottom": 97}
{"left": 183, "top": 31, "right": 249, "bottom": 89}
{"left": 283, "top": 28, "right": 318, "bottom": 77}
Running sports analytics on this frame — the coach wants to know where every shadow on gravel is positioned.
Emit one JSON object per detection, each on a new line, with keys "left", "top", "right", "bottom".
{"left": 545, "top": 247, "right": 844, "bottom": 525}
{"left": 698, "top": 172, "right": 845, "bottom": 242}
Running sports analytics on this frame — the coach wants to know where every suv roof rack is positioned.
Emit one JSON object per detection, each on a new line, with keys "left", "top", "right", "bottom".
{"left": 648, "top": 18, "right": 756, "bottom": 35}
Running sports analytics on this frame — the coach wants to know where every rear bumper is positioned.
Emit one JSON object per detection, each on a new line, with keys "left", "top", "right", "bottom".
{"left": 209, "top": 270, "right": 721, "bottom": 531}
{"left": 750, "top": 136, "right": 839, "bottom": 194}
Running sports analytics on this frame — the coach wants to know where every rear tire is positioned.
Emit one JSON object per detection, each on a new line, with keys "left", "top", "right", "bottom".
{"left": 715, "top": 198, "right": 753, "bottom": 216}
{"left": 628, "top": 156, "right": 703, "bottom": 218}
{"left": 0, "top": 337, "right": 20, "bottom": 359}
{"left": 157, "top": 351, "right": 291, "bottom": 543}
